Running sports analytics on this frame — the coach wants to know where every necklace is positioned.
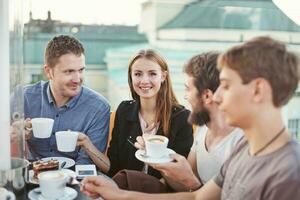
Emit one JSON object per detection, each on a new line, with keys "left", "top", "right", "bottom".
{"left": 253, "top": 126, "right": 286, "bottom": 156}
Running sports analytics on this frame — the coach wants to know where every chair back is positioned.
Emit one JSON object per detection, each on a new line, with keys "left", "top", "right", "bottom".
{"left": 105, "top": 111, "right": 116, "bottom": 154}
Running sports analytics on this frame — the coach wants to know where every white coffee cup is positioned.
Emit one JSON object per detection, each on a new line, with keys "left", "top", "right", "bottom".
{"left": 31, "top": 118, "right": 54, "bottom": 138}
{"left": 0, "top": 187, "right": 15, "bottom": 200}
{"left": 56, "top": 130, "right": 79, "bottom": 152}
{"left": 38, "top": 170, "right": 67, "bottom": 199}
{"left": 144, "top": 135, "right": 169, "bottom": 158}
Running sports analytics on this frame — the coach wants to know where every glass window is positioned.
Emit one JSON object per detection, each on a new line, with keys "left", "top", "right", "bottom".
{"left": 31, "top": 74, "right": 43, "bottom": 84}
{"left": 288, "top": 118, "right": 299, "bottom": 139}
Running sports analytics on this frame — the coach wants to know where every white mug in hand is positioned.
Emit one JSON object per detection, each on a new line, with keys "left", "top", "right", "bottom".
{"left": 31, "top": 118, "right": 54, "bottom": 138}
{"left": 0, "top": 187, "right": 15, "bottom": 200}
{"left": 144, "top": 135, "right": 169, "bottom": 158}
{"left": 56, "top": 130, "right": 79, "bottom": 152}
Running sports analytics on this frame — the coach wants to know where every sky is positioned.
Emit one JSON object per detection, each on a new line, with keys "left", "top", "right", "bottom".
{"left": 23, "top": 0, "right": 300, "bottom": 26}
{"left": 273, "top": 0, "right": 300, "bottom": 26}
{"left": 24, "top": 0, "right": 147, "bottom": 25}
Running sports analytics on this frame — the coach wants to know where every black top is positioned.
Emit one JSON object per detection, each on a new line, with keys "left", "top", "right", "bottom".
{"left": 107, "top": 100, "right": 194, "bottom": 178}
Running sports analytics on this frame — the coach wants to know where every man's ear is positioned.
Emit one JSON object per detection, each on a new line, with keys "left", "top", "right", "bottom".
{"left": 252, "top": 78, "right": 272, "bottom": 104}
{"left": 202, "top": 89, "right": 214, "bottom": 105}
{"left": 44, "top": 64, "right": 53, "bottom": 80}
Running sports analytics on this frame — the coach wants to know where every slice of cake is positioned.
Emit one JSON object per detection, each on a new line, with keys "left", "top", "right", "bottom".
{"left": 32, "top": 159, "right": 59, "bottom": 180}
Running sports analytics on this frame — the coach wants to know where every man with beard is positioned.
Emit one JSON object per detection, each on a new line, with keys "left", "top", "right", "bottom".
{"left": 110, "top": 52, "right": 242, "bottom": 193}
{"left": 81, "top": 36, "right": 300, "bottom": 200}
{"left": 23, "top": 35, "right": 110, "bottom": 164}
{"left": 150, "top": 52, "right": 242, "bottom": 191}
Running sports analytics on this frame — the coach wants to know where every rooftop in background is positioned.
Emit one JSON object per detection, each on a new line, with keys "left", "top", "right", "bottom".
{"left": 23, "top": 11, "right": 147, "bottom": 66}
{"left": 161, "top": 0, "right": 300, "bottom": 32}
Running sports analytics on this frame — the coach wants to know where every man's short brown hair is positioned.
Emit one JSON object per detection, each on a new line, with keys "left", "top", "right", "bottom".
{"left": 45, "top": 35, "right": 85, "bottom": 67}
{"left": 184, "top": 52, "right": 220, "bottom": 94}
{"left": 218, "top": 36, "right": 300, "bottom": 107}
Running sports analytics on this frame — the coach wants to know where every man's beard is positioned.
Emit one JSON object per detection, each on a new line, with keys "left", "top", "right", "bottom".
{"left": 188, "top": 108, "right": 210, "bottom": 126}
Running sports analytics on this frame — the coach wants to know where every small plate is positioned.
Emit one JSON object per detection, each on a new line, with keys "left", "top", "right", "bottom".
{"left": 28, "top": 186, "right": 77, "bottom": 200}
{"left": 62, "top": 169, "right": 77, "bottom": 182}
{"left": 28, "top": 169, "right": 76, "bottom": 185}
{"left": 41, "top": 157, "right": 75, "bottom": 168}
{"left": 135, "top": 148, "right": 175, "bottom": 164}
{"left": 28, "top": 170, "right": 38, "bottom": 184}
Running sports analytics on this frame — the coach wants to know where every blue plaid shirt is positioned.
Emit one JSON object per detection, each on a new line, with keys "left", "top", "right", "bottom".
{"left": 24, "top": 81, "right": 110, "bottom": 164}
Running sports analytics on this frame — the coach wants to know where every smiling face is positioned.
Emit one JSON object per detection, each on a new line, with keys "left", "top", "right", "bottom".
{"left": 45, "top": 53, "right": 85, "bottom": 102}
{"left": 130, "top": 58, "right": 166, "bottom": 100}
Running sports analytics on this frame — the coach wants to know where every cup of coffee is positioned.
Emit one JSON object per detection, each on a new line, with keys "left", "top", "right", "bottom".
{"left": 38, "top": 170, "right": 67, "bottom": 199}
{"left": 56, "top": 130, "right": 79, "bottom": 152}
{"left": 0, "top": 187, "right": 15, "bottom": 200}
{"left": 144, "top": 135, "right": 169, "bottom": 158}
{"left": 31, "top": 118, "right": 54, "bottom": 138}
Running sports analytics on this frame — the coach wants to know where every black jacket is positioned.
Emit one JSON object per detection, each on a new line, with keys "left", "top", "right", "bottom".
{"left": 107, "top": 100, "right": 193, "bottom": 178}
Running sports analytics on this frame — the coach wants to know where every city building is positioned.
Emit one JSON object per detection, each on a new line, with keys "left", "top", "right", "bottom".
{"left": 23, "top": 11, "right": 147, "bottom": 96}
{"left": 105, "top": 0, "right": 300, "bottom": 139}
{"left": 23, "top": 0, "right": 300, "bottom": 139}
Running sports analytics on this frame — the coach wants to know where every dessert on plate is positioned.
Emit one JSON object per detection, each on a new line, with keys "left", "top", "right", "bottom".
{"left": 32, "top": 159, "right": 59, "bottom": 180}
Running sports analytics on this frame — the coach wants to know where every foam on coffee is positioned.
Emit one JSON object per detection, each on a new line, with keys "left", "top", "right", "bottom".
{"left": 148, "top": 138, "right": 164, "bottom": 144}
{"left": 39, "top": 171, "right": 64, "bottom": 180}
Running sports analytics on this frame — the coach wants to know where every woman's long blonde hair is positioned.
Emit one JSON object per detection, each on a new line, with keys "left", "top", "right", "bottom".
{"left": 128, "top": 49, "right": 180, "bottom": 136}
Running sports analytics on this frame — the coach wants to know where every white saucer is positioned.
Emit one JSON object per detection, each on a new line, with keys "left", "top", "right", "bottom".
{"left": 28, "top": 187, "right": 77, "bottom": 200}
{"left": 135, "top": 148, "right": 175, "bottom": 164}
{"left": 28, "top": 169, "right": 76, "bottom": 185}
{"left": 41, "top": 157, "right": 75, "bottom": 168}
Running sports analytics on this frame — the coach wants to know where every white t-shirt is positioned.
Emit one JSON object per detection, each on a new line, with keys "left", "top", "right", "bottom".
{"left": 191, "top": 126, "right": 243, "bottom": 184}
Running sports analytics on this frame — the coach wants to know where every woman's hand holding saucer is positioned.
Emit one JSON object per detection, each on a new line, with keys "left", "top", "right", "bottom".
{"left": 134, "top": 136, "right": 145, "bottom": 150}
